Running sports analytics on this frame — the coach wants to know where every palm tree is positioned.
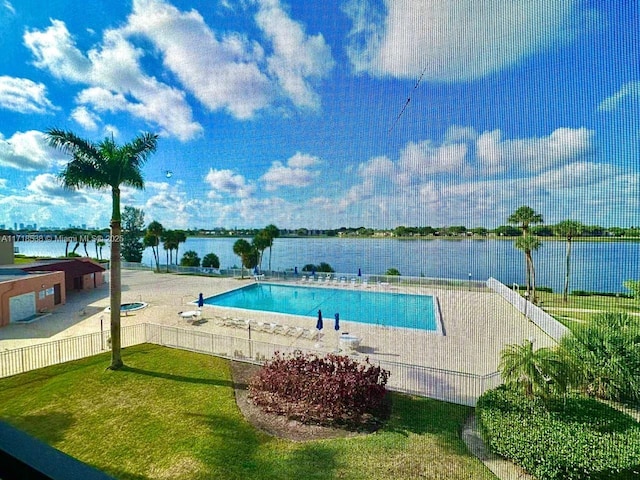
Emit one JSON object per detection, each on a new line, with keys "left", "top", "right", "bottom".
{"left": 554, "top": 220, "right": 583, "bottom": 302}
{"left": 233, "top": 239, "right": 257, "bottom": 279}
{"left": 47, "top": 129, "right": 158, "bottom": 370}
{"left": 507, "top": 205, "right": 544, "bottom": 233}
{"left": 499, "top": 339, "right": 566, "bottom": 399}
{"left": 559, "top": 312, "right": 640, "bottom": 402}
{"left": 252, "top": 230, "right": 271, "bottom": 270}
{"left": 145, "top": 221, "right": 163, "bottom": 272}
{"left": 515, "top": 233, "right": 542, "bottom": 303}
{"left": 173, "top": 230, "right": 187, "bottom": 263}
{"left": 263, "top": 224, "right": 280, "bottom": 272}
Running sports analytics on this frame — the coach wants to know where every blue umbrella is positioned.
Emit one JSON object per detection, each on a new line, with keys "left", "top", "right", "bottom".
{"left": 311, "top": 267, "right": 316, "bottom": 277}
{"left": 197, "top": 292, "right": 204, "bottom": 308}
{"left": 254, "top": 266, "right": 259, "bottom": 275}
{"left": 358, "top": 268, "right": 362, "bottom": 277}
{"left": 334, "top": 313, "right": 340, "bottom": 331}
{"left": 294, "top": 266, "right": 298, "bottom": 275}
{"left": 316, "top": 310, "right": 323, "bottom": 330}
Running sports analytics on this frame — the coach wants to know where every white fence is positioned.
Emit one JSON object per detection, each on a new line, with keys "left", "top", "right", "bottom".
{"left": 0, "top": 322, "right": 501, "bottom": 406}
{"left": 486, "top": 277, "right": 569, "bottom": 340}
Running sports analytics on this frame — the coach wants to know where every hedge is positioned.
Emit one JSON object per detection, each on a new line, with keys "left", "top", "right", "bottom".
{"left": 476, "top": 386, "right": 640, "bottom": 479}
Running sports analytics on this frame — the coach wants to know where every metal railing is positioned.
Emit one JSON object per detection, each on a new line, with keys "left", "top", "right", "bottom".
{"left": 486, "top": 277, "right": 569, "bottom": 340}
{"left": 1, "top": 322, "right": 500, "bottom": 406}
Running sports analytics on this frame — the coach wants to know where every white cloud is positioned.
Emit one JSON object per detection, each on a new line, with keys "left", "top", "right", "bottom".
{"left": 70, "top": 106, "right": 100, "bottom": 130}
{"left": 255, "top": 0, "right": 334, "bottom": 109}
{"left": 125, "top": 0, "right": 273, "bottom": 120}
{"left": 344, "top": 0, "right": 577, "bottom": 81}
{"left": 205, "top": 168, "right": 255, "bottom": 198}
{"left": 477, "top": 127, "right": 593, "bottom": 173}
{"left": 24, "top": 19, "right": 202, "bottom": 141}
{"left": 0, "top": 76, "right": 58, "bottom": 114}
{"left": 26, "top": 173, "right": 80, "bottom": 199}
{"left": 261, "top": 152, "right": 321, "bottom": 190}
{"left": 598, "top": 81, "right": 640, "bottom": 112}
{"left": 0, "top": 130, "right": 59, "bottom": 170}
{"left": 398, "top": 140, "right": 468, "bottom": 181}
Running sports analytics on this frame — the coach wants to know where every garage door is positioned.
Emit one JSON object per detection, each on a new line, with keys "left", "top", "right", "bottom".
{"left": 10, "top": 292, "right": 36, "bottom": 323}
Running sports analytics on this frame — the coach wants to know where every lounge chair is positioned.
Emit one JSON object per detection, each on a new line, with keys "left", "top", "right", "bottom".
{"left": 287, "top": 327, "right": 305, "bottom": 338}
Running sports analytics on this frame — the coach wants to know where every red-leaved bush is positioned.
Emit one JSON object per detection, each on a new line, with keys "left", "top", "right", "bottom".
{"left": 248, "top": 351, "right": 391, "bottom": 429}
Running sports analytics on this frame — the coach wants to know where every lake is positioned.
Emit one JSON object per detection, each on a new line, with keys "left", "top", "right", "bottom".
{"left": 14, "top": 237, "right": 639, "bottom": 294}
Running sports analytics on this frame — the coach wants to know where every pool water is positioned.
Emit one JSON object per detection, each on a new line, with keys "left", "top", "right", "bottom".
{"left": 204, "top": 284, "right": 441, "bottom": 332}
{"left": 104, "top": 302, "right": 148, "bottom": 313}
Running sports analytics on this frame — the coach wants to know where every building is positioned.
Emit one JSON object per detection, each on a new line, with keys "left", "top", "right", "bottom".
{"left": 0, "top": 238, "right": 106, "bottom": 327}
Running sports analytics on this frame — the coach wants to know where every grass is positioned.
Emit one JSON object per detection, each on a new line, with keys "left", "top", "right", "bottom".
{"left": 0, "top": 344, "right": 495, "bottom": 480}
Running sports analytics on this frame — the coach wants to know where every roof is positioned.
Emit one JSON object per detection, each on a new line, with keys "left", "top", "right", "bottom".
{"left": 21, "top": 258, "right": 106, "bottom": 277}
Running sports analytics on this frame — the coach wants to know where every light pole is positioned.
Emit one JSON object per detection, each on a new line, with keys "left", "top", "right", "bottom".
{"left": 468, "top": 272, "right": 472, "bottom": 291}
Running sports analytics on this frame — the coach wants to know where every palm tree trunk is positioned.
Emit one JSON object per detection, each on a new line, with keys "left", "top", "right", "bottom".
{"left": 109, "top": 188, "right": 123, "bottom": 370}
{"left": 529, "top": 253, "right": 537, "bottom": 304}
{"left": 524, "top": 253, "right": 531, "bottom": 298}
{"left": 563, "top": 238, "right": 572, "bottom": 302}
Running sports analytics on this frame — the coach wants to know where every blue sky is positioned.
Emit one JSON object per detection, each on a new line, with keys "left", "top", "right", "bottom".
{"left": 0, "top": 0, "right": 638, "bottom": 230}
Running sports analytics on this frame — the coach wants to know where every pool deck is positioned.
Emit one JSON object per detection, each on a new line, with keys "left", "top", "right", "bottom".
{"left": 0, "top": 270, "right": 557, "bottom": 376}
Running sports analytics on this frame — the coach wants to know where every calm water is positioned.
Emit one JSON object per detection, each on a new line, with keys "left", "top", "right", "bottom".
{"left": 205, "top": 283, "right": 438, "bottom": 331}
{"left": 15, "top": 237, "right": 640, "bottom": 293}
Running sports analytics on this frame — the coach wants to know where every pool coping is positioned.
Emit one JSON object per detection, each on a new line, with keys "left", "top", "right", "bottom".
{"left": 199, "top": 281, "right": 445, "bottom": 336}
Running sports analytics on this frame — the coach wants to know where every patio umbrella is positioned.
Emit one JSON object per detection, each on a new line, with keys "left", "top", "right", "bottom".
{"left": 316, "top": 310, "right": 323, "bottom": 330}
{"left": 334, "top": 313, "right": 340, "bottom": 331}
{"left": 311, "top": 267, "right": 316, "bottom": 277}
{"left": 197, "top": 293, "right": 204, "bottom": 308}
{"left": 294, "top": 266, "right": 298, "bottom": 275}
{"left": 358, "top": 268, "right": 361, "bottom": 277}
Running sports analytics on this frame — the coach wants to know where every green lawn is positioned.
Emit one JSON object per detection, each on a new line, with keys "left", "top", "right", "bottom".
{"left": 0, "top": 345, "right": 495, "bottom": 480}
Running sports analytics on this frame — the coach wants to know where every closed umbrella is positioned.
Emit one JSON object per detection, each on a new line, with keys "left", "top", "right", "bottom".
{"left": 334, "top": 313, "right": 340, "bottom": 331}
{"left": 316, "top": 310, "right": 323, "bottom": 330}
{"left": 294, "top": 266, "right": 298, "bottom": 276}
{"left": 197, "top": 293, "right": 204, "bottom": 308}
{"left": 358, "top": 268, "right": 361, "bottom": 277}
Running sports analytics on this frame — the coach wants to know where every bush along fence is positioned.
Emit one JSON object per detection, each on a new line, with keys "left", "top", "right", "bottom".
{"left": 0, "top": 322, "right": 501, "bottom": 407}
{"left": 486, "top": 277, "right": 569, "bottom": 341}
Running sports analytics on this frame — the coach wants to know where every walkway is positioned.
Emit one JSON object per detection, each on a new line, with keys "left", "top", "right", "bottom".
{"left": 462, "top": 415, "right": 533, "bottom": 480}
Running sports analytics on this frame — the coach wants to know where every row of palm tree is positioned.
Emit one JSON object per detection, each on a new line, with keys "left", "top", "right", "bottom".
{"left": 508, "top": 206, "right": 585, "bottom": 303}
{"left": 232, "top": 225, "right": 280, "bottom": 278}
{"left": 143, "top": 221, "right": 187, "bottom": 272}
{"left": 500, "top": 312, "right": 640, "bottom": 403}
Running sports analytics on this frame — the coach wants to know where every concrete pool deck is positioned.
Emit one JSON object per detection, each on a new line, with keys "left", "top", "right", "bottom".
{"left": 0, "top": 270, "right": 557, "bottom": 375}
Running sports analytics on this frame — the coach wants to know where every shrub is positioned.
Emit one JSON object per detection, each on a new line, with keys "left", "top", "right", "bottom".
{"left": 477, "top": 386, "right": 640, "bottom": 480}
{"left": 248, "top": 351, "right": 390, "bottom": 429}
{"left": 385, "top": 268, "right": 401, "bottom": 276}
{"left": 202, "top": 253, "right": 220, "bottom": 269}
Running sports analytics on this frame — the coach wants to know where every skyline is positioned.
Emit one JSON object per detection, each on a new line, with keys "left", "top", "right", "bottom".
{"left": 0, "top": 1, "right": 638, "bottom": 230}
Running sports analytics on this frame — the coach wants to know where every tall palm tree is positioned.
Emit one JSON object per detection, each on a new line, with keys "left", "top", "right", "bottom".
{"left": 47, "top": 129, "right": 158, "bottom": 370}
{"left": 264, "top": 224, "right": 280, "bottom": 272}
{"left": 145, "top": 220, "right": 164, "bottom": 272}
{"left": 507, "top": 205, "right": 544, "bottom": 233}
{"left": 515, "top": 233, "right": 542, "bottom": 303}
{"left": 554, "top": 220, "right": 583, "bottom": 302}
{"left": 499, "top": 339, "right": 566, "bottom": 399}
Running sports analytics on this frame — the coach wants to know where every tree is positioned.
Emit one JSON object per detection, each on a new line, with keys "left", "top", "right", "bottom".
{"left": 48, "top": 129, "right": 158, "bottom": 370}
{"left": 202, "top": 253, "right": 220, "bottom": 269}
{"left": 144, "top": 220, "right": 163, "bottom": 272}
{"left": 507, "top": 205, "right": 544, "bottom": 233}
{"left": 515, "top": 233, "right": 541, "bottom": 303}
{"left": 263, "top": 224, "right": 280, "bottom": 271}
{"left": 559, "top": 313, "right": 640, "bottom": 402}
{"left": 252, "top": 230, "right": 271, "bottom": 270}
{"left": 554, "top": 220, "right": 583, "bottom": 302}
{"left": 121, "top": 206, "right": 145, "bottom": 263}
{"left": 499, "top": 339, "right": 566, "bottom": 399}
{"left": 59, "top": 228, "right": 77, "bottom": 257}
{"left": 94, "top": 232, "right": 106, "bottom": 260}
{"left": 160, "top": 229, "right": 181, "bottom": 269}
{"left": 233, "top": 239, "right": 257, "bottom": 279}
{"left": 180, "top": 250, "right": 201, "bottom": 267}
{"left": 173, "top": 230, "right": 187, "bottom": 263}
{"left": 385, "top": 268, "right": 401, "bottom": 276}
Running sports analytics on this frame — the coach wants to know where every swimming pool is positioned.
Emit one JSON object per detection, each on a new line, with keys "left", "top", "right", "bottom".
{"left": 204, "top": 284, "right": 442, "bottom": 333}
